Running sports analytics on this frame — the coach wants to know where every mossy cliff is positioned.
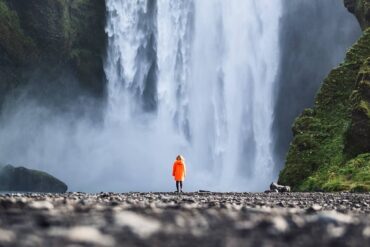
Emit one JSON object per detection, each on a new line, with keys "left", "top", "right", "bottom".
{"left": 345, "top": 0, "right": 370, "bottom": 29}
{"left": 0, "top": 0, "right": 106, "bottom": 109}
{"left": 279, "top": 0, "right": 370, "bottom": 191}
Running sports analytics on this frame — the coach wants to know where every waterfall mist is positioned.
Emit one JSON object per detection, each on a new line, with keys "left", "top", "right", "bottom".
{"left": 104, "top": 0, "right": 281, "bottom": 192}
{"left": 0, "top": 0, "right": 360, "bottom": 192}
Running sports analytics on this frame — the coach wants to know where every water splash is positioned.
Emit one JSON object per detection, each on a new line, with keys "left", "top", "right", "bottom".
{"left": 105, "top": 0, "right": 282, "bottom": 191}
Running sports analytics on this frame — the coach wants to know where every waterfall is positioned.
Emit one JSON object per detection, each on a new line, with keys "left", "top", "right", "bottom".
{"left": 0, "top": 0, "right": 359, "bottom": 192}
{"left": 105, "top": 0, "right": 282, "bottom": 191}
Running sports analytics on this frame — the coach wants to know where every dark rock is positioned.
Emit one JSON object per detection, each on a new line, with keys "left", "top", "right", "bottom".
{"left": 272, "top": 0, "right": 361, "bottom": 175}
{"left": 279, "top": 25, "right": 370, "bottom": 190}
{"left": 0, "top": 164, "right": 67, "bottom": 193}
{"left": 306, "top": 204, "right": 322, "bottom": 213}
{"left": 0, "top": 0, "right": 107, "bottom": 111}
{"left": 270, "top": 182, "right": 291, "bottom": 193}
{"left": 344, "top": 0, "right": 370, "bottom": 30}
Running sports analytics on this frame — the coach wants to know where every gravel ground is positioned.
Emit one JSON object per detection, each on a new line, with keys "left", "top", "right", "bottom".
{"left": 1, "top": 192, "right": 370, "bottom": 247}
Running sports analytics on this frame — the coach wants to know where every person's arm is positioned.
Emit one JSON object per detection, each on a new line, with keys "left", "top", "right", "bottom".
{"left": 183, "top": 162, "right": 186, "bottom": 177}
{"left": 172, "top": 163, "right": 176, "bottom": 177}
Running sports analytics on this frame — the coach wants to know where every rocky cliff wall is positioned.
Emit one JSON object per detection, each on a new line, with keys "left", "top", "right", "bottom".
{"left": 279, "top": 0, "right": 370, "bottom": 191}
{"left": 273, "top": 0, "right": 361, "bottom": 173}
{"left": 345, "top": 0, "right": 370, "bottom": 29}
{"left": 0, "top": 0, "right": 106, "bottom": 111}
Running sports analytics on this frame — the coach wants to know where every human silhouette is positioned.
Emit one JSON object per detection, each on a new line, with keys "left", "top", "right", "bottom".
{"left": 172, "top": 155, "right": 186, "bottom": 193}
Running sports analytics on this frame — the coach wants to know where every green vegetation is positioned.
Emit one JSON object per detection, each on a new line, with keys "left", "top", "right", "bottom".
{"left": 0, "top": 0, "right": 37, "bottom": 63}
{"left": 279, "top": 28, "right": 370, "bottom": 191}
{"left": 0, "top": 0, "right": 106, "bottom": 100}
{"left": 301, "top": 153, "right": 370, "bottom": 192}
{"left": 345, "top": 0, "right": 370, "bottom": 29}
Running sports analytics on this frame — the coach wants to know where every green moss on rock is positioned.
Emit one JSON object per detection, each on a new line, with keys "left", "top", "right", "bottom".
{"left": 300, "top": 153, "right": 370, "bottom": 192}
{"left": 345, "top": 35, "right": 370, "bottom": 156}
{"left": 279, "top": 28, "right": 370, "bottom": 191}
{"left": 0, "top": 0, "right": 106, "bottom": 108}
{"left": 0, "top": 0, "right": 37, "bottom": 64}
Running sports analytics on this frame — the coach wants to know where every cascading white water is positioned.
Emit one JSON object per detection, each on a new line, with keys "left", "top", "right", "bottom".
{"left": 0, "top": 0, "right": 360, "bottom": 193}
{"left": 105, "top": 0, "right": 282, "bottom": 191}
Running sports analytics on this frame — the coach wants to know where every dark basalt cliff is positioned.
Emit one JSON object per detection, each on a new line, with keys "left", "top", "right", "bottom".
{"left": 272, "top": 0, "right": 361, "bottom": 174}
{"left": 0, "top": 0, "right": 106, "bottom": 110}
{"left": 0, "top": 164, "right": 67, "bottom": 192}
{"left": 345, "top": 0, "right": 370, "bottom": 29}
{"left": 279, "top": 0, "right": 370, "bottom": 191}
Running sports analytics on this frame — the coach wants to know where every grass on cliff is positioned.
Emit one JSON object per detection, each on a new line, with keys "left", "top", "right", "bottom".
{"left": 279, "top": 63, "right": 358, "bottom": 190}
{"left": 303, "top": 153, "right": 370, "bottom": 192}
{"left": 279, "top": 28, "right": 370, "bottom": 191}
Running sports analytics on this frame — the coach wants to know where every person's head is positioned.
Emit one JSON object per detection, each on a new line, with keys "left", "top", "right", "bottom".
{"left": 176, "top": 155, "right": 184, "bottom": 161}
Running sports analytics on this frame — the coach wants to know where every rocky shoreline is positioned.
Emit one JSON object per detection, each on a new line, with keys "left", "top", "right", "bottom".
{"left": 1, "top": 192, "right": 370, "bottom": 246}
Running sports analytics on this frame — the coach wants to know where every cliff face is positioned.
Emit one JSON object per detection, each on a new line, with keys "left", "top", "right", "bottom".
{"left": 345, "top": 0, "right": 370, "bottom": 29}
{"left": 272, "top": 0, "right": 361, "bottom": 174}
{"left": 0, "top": 0, "right": 106, "bottom": 110}
{"left": 279, "top": 0, "right": 370, "bottom": 191}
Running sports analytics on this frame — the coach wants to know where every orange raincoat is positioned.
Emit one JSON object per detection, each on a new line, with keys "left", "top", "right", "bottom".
{"left": 172, "top": 160, "right": 186, "bottom": 181}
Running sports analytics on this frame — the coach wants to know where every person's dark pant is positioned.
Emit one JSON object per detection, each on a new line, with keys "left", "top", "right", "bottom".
{"left": 176, "top": 181, "right": 183, "bottom": 192}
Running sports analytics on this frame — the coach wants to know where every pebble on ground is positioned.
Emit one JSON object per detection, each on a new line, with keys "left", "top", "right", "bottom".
{"left": 1, "top": 192, "right": 370, "bottom": 246}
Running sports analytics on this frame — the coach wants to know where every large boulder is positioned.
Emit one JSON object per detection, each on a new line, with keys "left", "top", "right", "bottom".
{"left": 269, "top": 182, "right": 291, "bottom": 193}
{"left": 0, "top": 164, "right": 67, "bottom": 193}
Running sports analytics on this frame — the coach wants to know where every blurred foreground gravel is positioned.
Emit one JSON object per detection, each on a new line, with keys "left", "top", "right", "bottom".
{"left": 1, "top": 192, "right": 370, "bottom": 246}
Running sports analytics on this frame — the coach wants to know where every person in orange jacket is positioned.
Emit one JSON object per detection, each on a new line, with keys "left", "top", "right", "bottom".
{"left": 172, "top": 155, "right": 186, "bottom": 193}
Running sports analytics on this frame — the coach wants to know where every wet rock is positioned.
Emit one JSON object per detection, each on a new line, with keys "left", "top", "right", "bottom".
{"left": 307, "top": 204, "right": 322, "bottom": 213}
{"left": 270, "top": 182, "right": 291, "bottom": 193}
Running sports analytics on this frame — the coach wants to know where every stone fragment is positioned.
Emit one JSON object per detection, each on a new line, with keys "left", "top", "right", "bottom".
{"left": 29, "top": 200, "right": 54, "bottom": 210}
{"left": 115, "top": 211, "right": 161, "bottom": 238}
{"left": 67, "top": 226, "right": 115, "bottom": 246}
{"left": 269, "top": 183, "right": 291, "bottom": 193}
{"left": 272, "top": 216, "right": 289, "bottom": 232}
{"left": 363, "top": 227, "right": 370, "bottom": 237}
{"left": 327, "top": 225, "right": 345, "bottom": 238}
{"left": 0, "top": 229, "right": 15, "bottom": 243}
{"left": 307, "top": 204, "right": 322, "bottom": 213}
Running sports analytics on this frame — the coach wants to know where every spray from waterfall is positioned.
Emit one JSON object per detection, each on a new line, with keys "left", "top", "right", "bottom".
{"left": 104, "top": 0, "right": 282, "bottom": 191}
